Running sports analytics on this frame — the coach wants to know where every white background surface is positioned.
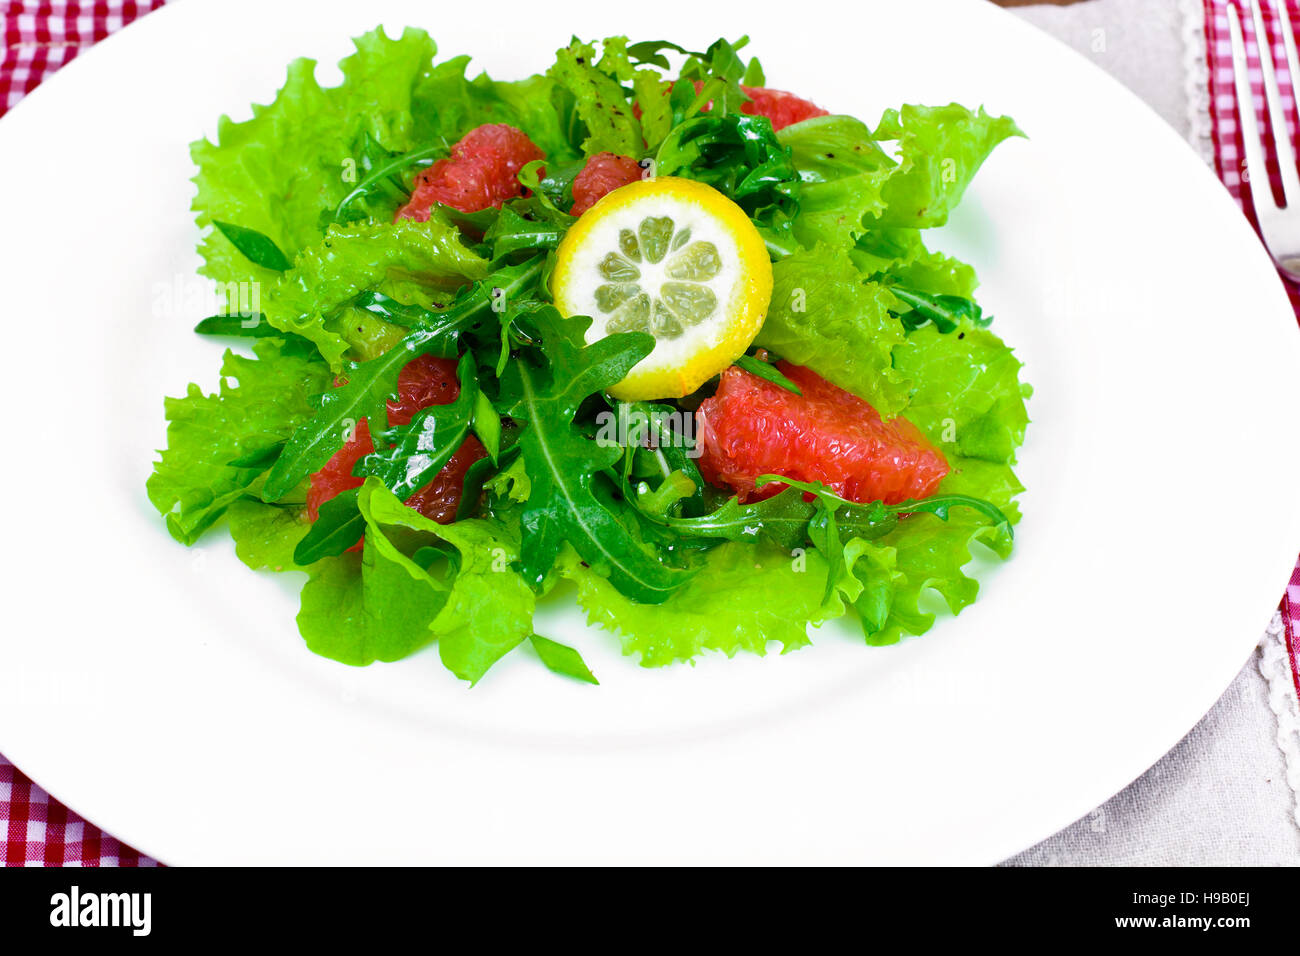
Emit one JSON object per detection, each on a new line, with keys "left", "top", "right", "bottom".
{"left": 1005, "top": 0, "right": 1300, "bottom": 866}
{"left": 0, "top": 0, "right": 1297, "bottom": 864}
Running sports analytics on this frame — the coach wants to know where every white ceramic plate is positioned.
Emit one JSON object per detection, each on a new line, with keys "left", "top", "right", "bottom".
{"left": 1, "top": 0, "right": 1297, "bottom": 865}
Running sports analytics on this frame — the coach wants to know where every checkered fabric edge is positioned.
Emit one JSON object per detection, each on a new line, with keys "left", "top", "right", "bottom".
{"left": 1, "top": 756, "right": 159, "bottom": 866}
{"left": 1, "top": 0, "right": 166, "bottom": 117}
{"left": 1, "top": 0, "right": 165, "bottom": 866}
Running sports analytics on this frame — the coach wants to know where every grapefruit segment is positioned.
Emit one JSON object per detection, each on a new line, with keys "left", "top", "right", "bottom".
{"left": 570, "top": 152, "right": 644, "bottom": 216}
{"left": 696, "top": 362, "right": 948, "bottom": 505}
{"left": 395, "top": 124, "right": 544, "bottom": 220}
{"left": 740, "top": 86, "right": 830, "bottom": 131}
{"left": 306, "top": 354, "right": 487, "bottom": 531}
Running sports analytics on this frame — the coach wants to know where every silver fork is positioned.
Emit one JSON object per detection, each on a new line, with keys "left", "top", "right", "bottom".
{"left": 1228, "top": 0, "right": 1300, "bottom": 279}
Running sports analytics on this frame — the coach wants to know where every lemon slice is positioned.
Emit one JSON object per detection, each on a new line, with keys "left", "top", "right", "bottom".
{"left": 551, "top": 177, "right": 773, "bottom": 400}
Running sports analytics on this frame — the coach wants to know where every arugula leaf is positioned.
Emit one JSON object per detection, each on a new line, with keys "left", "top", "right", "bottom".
{"left": 351, "top": 290, "right": 450, "bottom": 329}
{"left": 656, "top": 112, "right": 799, "bottom": 232}
{"left": 632, "top": 470, "right": 697, "bottom": 517}
{"left": 654, "top": 487, "right": 819, "bottom": 551}
{"left": 677, "top": 37, "right": 754, "bottom": 117}
{"left": 333, "top": 140, "right": 447, "bottom": 223}
{"left": 734, "top": 354, "right": 802, "bottom": 394}
{"left": 515, "top": 160, "right": 585, "bottom": 217}
{"left": 263, "top": 257, "right": 544, "bottom": 501}
{"left": 529, "top": 634, "right": 599, "bottom": 684}
{"left": 611, "top": 401, "right": 707, "bottom": 517}
{"left": 331, "top": 131, "right": 412, "bottom": 223}
{"left": 483, "top": 203, "right": 570, "bottom": 259}
{"left": 193, "top": 313, "right": 299, "bottom": 341}
{"left": 473, "top": 390, "right": 502, "bottom": 463}
{"left": 356, "top": 353, "right": 478, "bottom": 499}
{"left": 261, "top": 332, "right": 439, "bottom": 503}
{"left": 211, "top": 221, "right": 292, "bottom": 271}
{"left": 484, "top": 455, "right": 531, "bottom": 504}
{"left": 293, "top": 488, "right": 365, "bottom": 566}
{"left": 500, "top": 308, "right": 696, "bottom": 603}
{"left": 888, "top": 285, "right": 991, "bottom": 333}
{"left": 762, "top": 473, "right": 1009, "bottom": 546}
{"left": 625, "top": 40, "right": 702, "bottom": 68}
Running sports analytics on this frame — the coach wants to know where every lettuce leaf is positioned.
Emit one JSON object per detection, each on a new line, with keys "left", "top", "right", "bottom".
{"left": 893, "top": 324, "right": 1031, "bottom": 472}
{"left": 225, "top": 499, "right": 311, "bottom": 572}
{"left": 777, "top": 106, "right": 1020, "bottom": 247}
{"left": 851, "top": 227, "right": 979, "bottom": 299}
{"left": 778, "top": 115, "right": 891, "bottom": 249}
{"left": 469, "top": 72, "right": 582, "bottom": 162}
{"left": 147, "top": 339, "right": 330, "bottom": 544}
{"left": 410, "top": 56, "right": 580, "bottom": 162}
{"left": 558, "top": 542, "right": 844, "bottom": 667}
{"left": 191, "top": 28, "right": 445, "bottom": 288}
{"left": 295, "top": 479, "right": 534, "bottom": 680}
{"left": 192, "top": 26, "right": 567, "bottom": 306}
{"left": 844, "top": 321, "right": 1030, "bottom": 645}
{"left": 871, "top": 104, "right": 1022, "bottom": 228}
{"left": 261, "top": 216, "right": 489, "bottom": 368}
{"left": 547, "top": 38, "right": 642, "bottom": 156}
{"left": 755, "top": 243, "right": 911, "bottom": 418}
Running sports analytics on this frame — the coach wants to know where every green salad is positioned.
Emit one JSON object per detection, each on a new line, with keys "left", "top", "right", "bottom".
{"left": 148, "top": 29, "right": 1030, "bottom": 685}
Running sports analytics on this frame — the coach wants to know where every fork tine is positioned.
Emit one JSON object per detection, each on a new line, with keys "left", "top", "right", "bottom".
{"left": 1228, "top": 4, "right": 1278, "bottom": 217}
{"left": 1248, "top": 0, "right": 1300, "bottom": 206}
{"left": 1274, "top": 0, "right": 1300, "bottom": 145}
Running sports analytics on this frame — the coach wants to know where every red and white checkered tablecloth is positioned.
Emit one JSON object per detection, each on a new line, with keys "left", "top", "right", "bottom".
{"left": 2, "top": 0, "right": 164, "bottom": 867}
{"left": 1, "top": 0, "right": 163, "bottom": 114}
{"left": 1204, "top": 0, "right": 1300, "bottom": 703}
{"left": 0, "top": 0, "right": 1297, "bottom": 867}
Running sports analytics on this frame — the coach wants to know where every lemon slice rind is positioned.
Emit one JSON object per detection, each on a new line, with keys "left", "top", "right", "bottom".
{"left": 551, "top": 177, "right": 773, "bottom": 401}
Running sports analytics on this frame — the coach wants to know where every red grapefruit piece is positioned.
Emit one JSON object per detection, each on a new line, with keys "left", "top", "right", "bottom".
{"left": 570, "top": 152, "right": 643, "bottom": 216}
{"left": 739, "top": 86, "right": 829, "bottom": 131}
{"left": 639, "top": 83, "right": 829, "bottom": 132}
{"left": 306, "top": 354, "right": 487, "bottom": 531}
{"left": 395, "top": 123, "right": 545, "bottom": 220}
{"left": 695, "top": 362, "right": 948, "bottom": 505}
{"left": 403, "top": 436, "right": 488, "bottom": 525}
